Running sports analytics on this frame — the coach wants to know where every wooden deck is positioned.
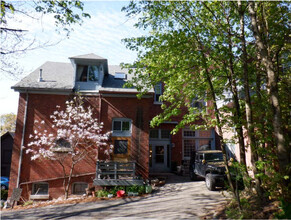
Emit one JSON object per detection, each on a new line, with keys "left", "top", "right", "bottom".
{"left": 93, "top": 161, "right": 144, "bottom": 186}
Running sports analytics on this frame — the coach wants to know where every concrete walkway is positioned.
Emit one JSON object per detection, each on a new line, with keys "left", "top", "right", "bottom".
{"left": 1, "top": 174, "right": 227, "bottom": 220}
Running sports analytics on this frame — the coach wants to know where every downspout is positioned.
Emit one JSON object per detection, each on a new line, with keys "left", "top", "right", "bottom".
{"left": 16, "top": 91, "right": 29, "bottom": 188}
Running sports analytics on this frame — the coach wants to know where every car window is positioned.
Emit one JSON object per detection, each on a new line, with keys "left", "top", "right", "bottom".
{"left": 205, "top": 153, "right": 223, "bottom": 161}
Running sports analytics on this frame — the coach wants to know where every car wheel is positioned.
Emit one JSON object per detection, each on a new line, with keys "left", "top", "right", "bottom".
{"left": 205, "top": 174, "right": 215, "bottom": 191}
{"left": 189, "top": 171, "right": 197, "bottom": 181}
{"left": 1, "top": 185, "right": 7, "bottom": 190}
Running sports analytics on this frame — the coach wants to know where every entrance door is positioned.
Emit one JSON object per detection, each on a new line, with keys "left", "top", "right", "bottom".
{"left": 149, "top": 143, "right": 170, "bottom": 173}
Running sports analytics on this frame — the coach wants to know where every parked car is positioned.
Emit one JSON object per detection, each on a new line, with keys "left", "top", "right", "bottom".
{"left": 189, "top": 150, "right": 226, "bottom": 190}
{"left": 1, "top": 177, "right": 9, "bottom": 190}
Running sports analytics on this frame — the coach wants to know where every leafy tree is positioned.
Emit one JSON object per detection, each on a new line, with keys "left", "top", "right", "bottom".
{"left": 26, "top": 96, "right": 112, "bottom": 199}
{"left": 122, "top": 0, "right": 290, "bottom": 213}
{"left": 0, "top": 113, "right": 16, "bottom": 135}
{"left": 0, "top": 1, "right": 90, "bottom": 77}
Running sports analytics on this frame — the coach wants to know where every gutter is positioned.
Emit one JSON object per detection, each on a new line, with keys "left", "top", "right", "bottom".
{"left": 16, "top": 91, "right": 29, "bottom": 188}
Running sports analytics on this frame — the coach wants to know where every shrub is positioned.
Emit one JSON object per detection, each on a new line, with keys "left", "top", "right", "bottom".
{"left": 96, "top": 190, "right": 109, "bottom": 198}
{"left": 0, "top": 190, "right": 8, "bottom": 200}
{"left": 23, "top": 200, "right": 33, "bottom": 207}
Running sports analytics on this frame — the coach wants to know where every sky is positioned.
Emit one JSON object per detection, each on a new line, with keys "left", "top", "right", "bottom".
{"left": 0, "top": 1, "right": 145, "bottom": 115}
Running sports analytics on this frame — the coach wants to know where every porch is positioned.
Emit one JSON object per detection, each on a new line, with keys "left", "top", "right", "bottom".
{"left": 93, "top": 161, "right": 144, "bottom": 186}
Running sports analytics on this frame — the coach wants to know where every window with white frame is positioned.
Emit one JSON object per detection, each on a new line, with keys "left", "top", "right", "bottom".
{"left": 112, "top": 118, "right": 132, "bottom": 136}
{"left": 32, "top": 182, "right": 49, "bottom": 195}
{"left": 72, "top": 182, "right": 88, "bottom": 195}
{"left": 154, "top": 83, "right": 162, "bottom": 103}
{"left": 76, "top": 65, "right": 99, "bottom": 82}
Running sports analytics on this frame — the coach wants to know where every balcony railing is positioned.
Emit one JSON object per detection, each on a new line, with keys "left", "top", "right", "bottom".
{"left": 93, "top": 161, "right": 144, "bottom": 186}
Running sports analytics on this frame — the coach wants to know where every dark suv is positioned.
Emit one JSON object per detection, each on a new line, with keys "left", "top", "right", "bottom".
{"left": 189, "top": 150, "right": 226, "bottom": 190}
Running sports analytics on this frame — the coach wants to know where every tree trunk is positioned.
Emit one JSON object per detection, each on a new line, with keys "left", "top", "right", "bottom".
{"left": 200, "top": 47, "right": 242, "bottom": 211}
{"left": 226, "top": 16, "right": 248, "bottom": 173}
{"left": 249, "top": 1, "right": 289, "bottom": 172}
{"left": 238, "top": 0, "right": 263, "bottom": 197}
{"left": 65, "top": 163, "right": 75, "bottom": 200}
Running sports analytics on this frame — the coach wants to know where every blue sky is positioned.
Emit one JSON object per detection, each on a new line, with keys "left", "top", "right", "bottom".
{"left": 0, "top": 1, "right": 144, "bottom": 115}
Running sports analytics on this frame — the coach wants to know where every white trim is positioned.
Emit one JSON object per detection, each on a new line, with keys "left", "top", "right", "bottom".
{"left": 112, "top": 118, "right": 132, "bottom": 137}
{"left": 31, "top": 182, "right": 49, "bottom": 198}
{"left": 30, "top": 194, "right": 49, "bottom": 200}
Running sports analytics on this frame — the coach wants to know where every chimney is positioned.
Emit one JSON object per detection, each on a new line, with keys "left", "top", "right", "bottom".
{"left": 38, "top": 69, "right": 43, "bottom": 82}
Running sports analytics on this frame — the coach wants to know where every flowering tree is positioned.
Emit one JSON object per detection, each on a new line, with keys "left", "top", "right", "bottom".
{"left": 26, "top": 96, "right": 112, "bottom": 199}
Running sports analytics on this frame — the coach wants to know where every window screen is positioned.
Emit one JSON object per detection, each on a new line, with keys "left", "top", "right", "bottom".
{"left": 114, "top": 140, "right": 128, "bottom": 154}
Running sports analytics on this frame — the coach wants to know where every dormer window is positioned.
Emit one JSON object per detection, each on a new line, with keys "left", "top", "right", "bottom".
{"left": 154, "top": 82, "right": 162, "bottom": 104}
{"left": 77, "top": 65, "right": 99, "bottom": 82}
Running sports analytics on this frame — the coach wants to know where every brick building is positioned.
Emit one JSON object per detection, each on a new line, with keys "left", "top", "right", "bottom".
{"left": 9, "top": 54, "right": 216, "bottom": 200}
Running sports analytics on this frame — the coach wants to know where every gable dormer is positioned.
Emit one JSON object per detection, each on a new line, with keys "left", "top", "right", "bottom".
{"left": 69, "top": 53, "right": 108, "bottom": 91}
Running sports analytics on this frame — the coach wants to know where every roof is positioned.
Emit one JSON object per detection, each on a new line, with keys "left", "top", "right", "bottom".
{"left": 12, "top": 55, "right": 154, "bottom": 94}
{"left": 12, "top": 61, "right": 74, "bottom": 91}
{"left": 69, "top": 53, "right": 106, "bottom": 60}
{"left": 1, "top": 131, "right": 15, "bottom": 140}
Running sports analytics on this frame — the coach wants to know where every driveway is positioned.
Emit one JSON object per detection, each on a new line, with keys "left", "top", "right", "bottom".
{"left": 1, "top": 174, "right": 227, "bottom": 219}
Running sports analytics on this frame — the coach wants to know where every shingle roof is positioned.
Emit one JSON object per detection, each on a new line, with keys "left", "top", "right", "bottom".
{"left": 69, "top": 53, "right": 106, "bottom": 60}
{"left": 12, "top": 56, "right": 154, "bottom": 93}
{"left": 12, "top": 61, "right": 74, "bottom": 91}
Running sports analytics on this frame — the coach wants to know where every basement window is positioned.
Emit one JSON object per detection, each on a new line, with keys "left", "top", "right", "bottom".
{"left": 72, "top": 182, "right": 88, "bottom": 195}
{"left": 30, "top": 182, "right": 49, "bottom": 200}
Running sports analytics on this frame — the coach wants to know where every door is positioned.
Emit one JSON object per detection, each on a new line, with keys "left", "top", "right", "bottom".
{"left": 149, "top": 143, "right": 170, "bottom": 173}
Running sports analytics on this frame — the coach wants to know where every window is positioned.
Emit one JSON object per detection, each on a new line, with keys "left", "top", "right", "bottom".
{"left": 72, "top": 182, "right": 88, "bottom": 195}
{"left": 183, "top": 139, "right": 196, "bottom": 158}
{"left": 77, "top": 65, "right": 99, "bottom": 82}
{"left": 149, "top": 129, "right": 170, "bottom": 139}
{"left": 161, "top": 130, "right": 170, "bottom": 139}
{"left": 149, "top": 129, "right": 159, "bottom": 139}
{"left": 114, "top": 140, "right": 128, "bottom": 154}
{"left": 32, "top": 182, "right": 49, "bottom": 195}
{"left": 112, "top": 118, "right": 132, "bottom": 136}
{"left": 154, "top": 83, "right": 162, "bottom": 103}
{"left": 114, "top": 72, "right": 126, "bottom": 79}
{"left": 190, "top": 98, "right": 205, "bottom": 110}
{"left": 183, "top": 130, "right": 195, "bottom": 137}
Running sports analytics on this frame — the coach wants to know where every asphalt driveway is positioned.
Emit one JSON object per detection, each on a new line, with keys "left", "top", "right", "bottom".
{"left": 1, "top": 174, "right": 227, "bottom": 219}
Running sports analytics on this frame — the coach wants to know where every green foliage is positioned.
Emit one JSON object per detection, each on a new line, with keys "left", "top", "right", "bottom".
{"left": 23, "top": 200, "right": 33, "bottom": 207}
{"left": 126, "top": 185, "right": 145, "bottom": 194}
{"left": 96, "top": 189, "right": 109, "bottom": 198}
{"left": 108, "top": 186, "right": 126, "bottom": 196}
{"left": 122, "top": 0, "right": 290, "bottom": 215}
{"left": 0, "top": 190, "right": 8, "bottom": 200}
{"left": 226, "top": 198, "right": 253, "bottom": 219}
{"left": 0, "top": 113, "right": 16, "bottom": 135}
{"left": 275, "top": 199, "right": 291, "bottom": 219}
